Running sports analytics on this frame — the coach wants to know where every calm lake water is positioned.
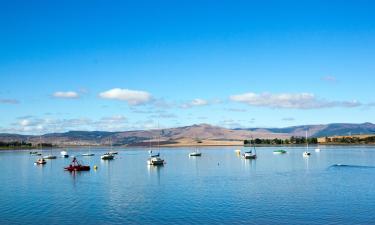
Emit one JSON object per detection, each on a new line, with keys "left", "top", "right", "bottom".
{"left": 1, "top": 146, "right": 375, "bottom": 225}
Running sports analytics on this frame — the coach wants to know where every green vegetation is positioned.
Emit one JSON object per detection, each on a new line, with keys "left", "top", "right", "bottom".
{"left": 0, "top": 141, "right": 32, "bottom": 149}
{"left": 324, "top": 136, "right": 375, "bottom": 144}
{"left": 0, "top": 141, "right": 53, "bottom": 149}
{"left": 244, "top": 136, "right": 318, "bottom": 145}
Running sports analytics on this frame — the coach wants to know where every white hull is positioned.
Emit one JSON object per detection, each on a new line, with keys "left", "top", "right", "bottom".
{"left": 148, "top": 157, "right": 164, "bottom": 165}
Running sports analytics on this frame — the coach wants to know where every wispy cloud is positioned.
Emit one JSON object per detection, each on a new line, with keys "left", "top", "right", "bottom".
{"left": 321, "top": 76, "right": 337, "bottom": 83}
{"left": 0, "top": 98, "right": 19, "bottom": 104}
{"left": 181, "top": 98, "right": 209, "bottom": 108}
{"left": 282, "top": 117, "right": 295, "bottom": 121}
{"left": 99, "top": 88, "right": 152, "bottom": 105}
{"left": 230, "top": 92, "right": 362, "bottom": 109}
{"left": 53, "top": 91, "right": 80, "bottom": 99}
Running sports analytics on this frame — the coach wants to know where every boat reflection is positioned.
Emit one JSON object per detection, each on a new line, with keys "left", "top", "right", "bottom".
{"left": 241, "top": 156, "right": 257, "bottom": 171}
{"left": 147, "top": 164, "right": 164, "bottom": 185}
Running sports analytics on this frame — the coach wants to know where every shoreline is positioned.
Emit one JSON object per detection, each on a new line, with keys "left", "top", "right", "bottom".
{"left": 2, "top": 143, "right": 375, "bottom": 151}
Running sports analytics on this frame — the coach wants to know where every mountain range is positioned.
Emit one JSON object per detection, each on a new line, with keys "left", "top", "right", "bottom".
{"left": 1, "top": 123, "right": 375, "bottom": 146}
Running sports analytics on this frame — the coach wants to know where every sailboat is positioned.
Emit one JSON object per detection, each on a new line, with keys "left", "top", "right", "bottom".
{"left": 189, "top": 139, "right": 202, "bottom": 157}
{"left": 303, "top": 131, "right": 311, "bottom": 157}
{"left": 101, "top": 138, "right": 115, "bottom": 160}
{"left": 41, "top": 136, "right": 57, "bottom": 159}
{"left": 108, "top": 138, "right": 118, "bottom": 155}
{"left": 243, "top": 137, "right": 257, "bottom": 159}
{"left": 82, "top": 146, "right": 95, "bottom": 156}
{"left": 147, "top": 125, "right": 165, "bottom": 166}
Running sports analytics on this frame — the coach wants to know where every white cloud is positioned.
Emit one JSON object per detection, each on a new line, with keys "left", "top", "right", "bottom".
{"left": 53, "top": 91, "right": 79, "bottom": 99}
{"left": 181, "top": 98, "right": 209, "bottom": 108}
{"left": 230, "top": 92, "right": 362, "bottom": 109}
{"left": 99, "top": 88, "right": 152, "bottom": 105}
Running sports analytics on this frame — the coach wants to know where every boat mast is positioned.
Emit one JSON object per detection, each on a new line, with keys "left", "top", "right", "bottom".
{"left": 306, "top": 131, "right": 309, "bottom": 151}
{"left": 252, "top": 136, "right": 256, "bottom": 154}
{"left": 157, "top": 121, "right": 160, "bottom": 152}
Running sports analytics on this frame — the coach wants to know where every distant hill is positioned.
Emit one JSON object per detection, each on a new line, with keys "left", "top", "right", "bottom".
{"left": 0, "top": 124, "right": 288, "bottom": 146}
{"left": 236, "top": 122, "right": 375, "bottom": 137}
{"left": 1, "top": 123, "right": 374, "bottom": 146}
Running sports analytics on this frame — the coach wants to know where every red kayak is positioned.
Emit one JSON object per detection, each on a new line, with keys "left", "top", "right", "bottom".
{"left": 64, "top": 157, "right": 90, "bottom": 171}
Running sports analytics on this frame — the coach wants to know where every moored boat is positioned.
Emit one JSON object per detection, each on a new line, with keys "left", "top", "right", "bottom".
{"left": 147, "top": 156, "right": 165, "bottom": 166}
{"left": 43, "top": 155, "right": 57, "bottom": 159}
{"left": 243, "top": 151, "right": 257, "bottom": 159}
{"left": 273, "top": 150, "right": 287, "bottom": 154}
{"left": 60, "top": 151, "right": 69, "bottom": 158}
{"left": 303, "top": 131, "right": 311, "bottom": 157}
{"left": 189, "top": 152, "right": 202, "bottom": 157}
{"left": 101, "top": 153, "right": 114, "bottom": 160}
{"left": 64, "top": 157, "right": 90, "bottom": 171}
{"left": 243, "top": 137, "right": 257, "bottom": 159}
{"left": 34, "top": 158, "right": 46, "bottom": 165}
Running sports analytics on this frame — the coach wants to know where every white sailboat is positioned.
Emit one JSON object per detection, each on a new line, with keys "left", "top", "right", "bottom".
{"left": 303, "top": 131, "right": 311, "bottom": 157}
{"left": 189, "top": 139, "right": 202, "bottom": 157}
{"left": 147, "top": 124, "right": 165, "bottom": 166}
{"left": 108, "top": 138, "right": 118, "bottom": 155}
{"left": 82, "top": 146, "right": 94, "bottom": 156}
{"left": 42, "top": 136, "right": 57, "bottom": 159}
{"left": 243, "top": 137, "right": 257, "bottom": 159}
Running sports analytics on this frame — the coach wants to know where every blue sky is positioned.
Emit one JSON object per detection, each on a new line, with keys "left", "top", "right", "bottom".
{"left": 0, "top": 0, "right": 375, "bottom": 134}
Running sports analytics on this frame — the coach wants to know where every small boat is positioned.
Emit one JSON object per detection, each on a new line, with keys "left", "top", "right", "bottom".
{"left": 315, "top": 148, "right": 321, "bottom": 152}
{"left": 303, "top": 131, "right": 311, "bottom": 157}
{"left": 34, "top": 158, "right": 46, "bottom": 165}
{"left": 189, "top": 151, "right": 202, "bottom": 157}
{"left": 303, "top": 151, "right": 311, "bottom": 157}
{"left": 64, "top": 157, "right": 90, "bottom": 171}
{"left": 101, "top": 153, "right": 114, "bottom": 160}
{"left": 82, "top": 146, "right": 94, "bottom": 156}
{"left": 30, "top": 151, "right": 42, "bottom": 156}
{"left": 108, "top": 151, "right": 118, "bottom": 155}
{"left": 60, "top": 151, "right": 69, "bottom": 158}
{"left": 147, "top": 156, "right": 165, "bottom": 166}
{"left": 243, "top": 151, "right": 257, "bottom": 159}
{"left": 189, "top": 143, "right": 202, "bottom": 157}
{"left": 43, "top": 155, "right": 57, "bottom": 159}
{"left": 273, "top": 150, "right": 287, "bottom": 154}
{"left": 243, "top": 137, "right": 257, "bottom": 159}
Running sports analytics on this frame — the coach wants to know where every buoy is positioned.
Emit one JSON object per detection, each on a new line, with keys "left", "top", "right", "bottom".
{"left": 94, "top": 165, "right": 98, "bottom": 170}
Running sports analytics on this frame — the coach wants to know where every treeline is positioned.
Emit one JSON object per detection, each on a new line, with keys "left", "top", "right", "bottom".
{"left": 0, "top": 141, "right": 32, "bottom": 148}
{"left": 244, "top": 136, "right": 318, "bottom": 145}
{"left": 324, "top": 136, "right": 375, "bottom": 144}
{"left": 0, "top": 142, "right": 53, "bottom": 148}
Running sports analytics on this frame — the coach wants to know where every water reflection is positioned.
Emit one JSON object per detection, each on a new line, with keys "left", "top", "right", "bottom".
{"left": 147, "top": 164, "right": 163, "bottom": 185}
{"left": 304, "top": 156, "right": 310, "bottom": 172}
{"left": 241, "top": 158, "right": 257, "bottom": 171}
